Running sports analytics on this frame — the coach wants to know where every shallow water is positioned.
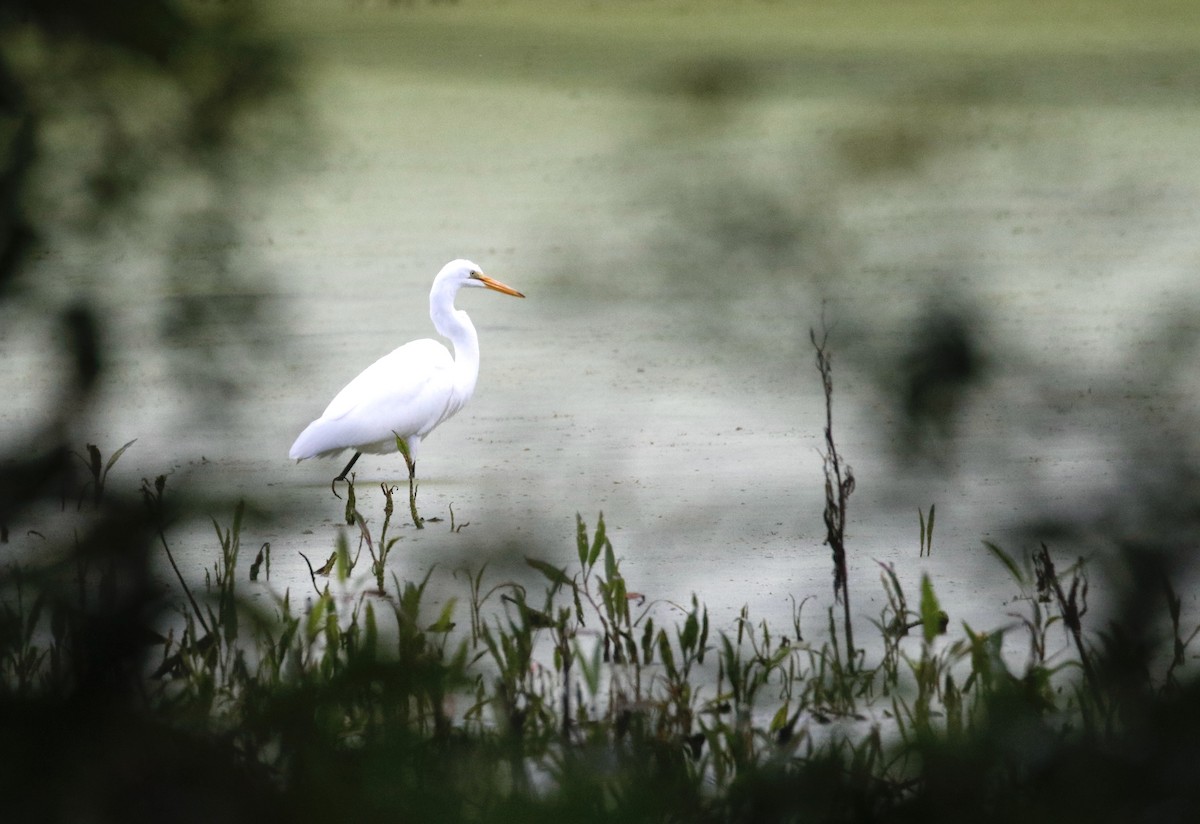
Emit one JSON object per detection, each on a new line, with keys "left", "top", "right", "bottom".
{"left": 3, "top": 1, "right": 1200, "bottom": 668}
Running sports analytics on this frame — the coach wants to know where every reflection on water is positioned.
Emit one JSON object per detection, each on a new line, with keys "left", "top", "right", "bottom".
{"left": 3, "top": 1, "right": 1200, "bottom": 653}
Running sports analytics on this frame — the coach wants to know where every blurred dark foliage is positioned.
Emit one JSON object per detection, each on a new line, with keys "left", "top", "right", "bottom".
{"left": 897, "top": 301, "right": 986, "bottom": 455}
{"left": 0, "top": 1, "right": 288, "bottom": 821}
{"left": 1, "top": 0, "right": 188, "bottom": 59}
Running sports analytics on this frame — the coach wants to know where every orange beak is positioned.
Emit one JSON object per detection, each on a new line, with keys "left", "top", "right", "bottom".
{"left": 473, "top": 272, "right": 525, "bottom": 298}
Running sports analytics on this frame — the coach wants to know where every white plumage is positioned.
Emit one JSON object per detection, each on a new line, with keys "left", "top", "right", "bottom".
{"left": 289, "top": 259, "right": 524, "bottom": 488}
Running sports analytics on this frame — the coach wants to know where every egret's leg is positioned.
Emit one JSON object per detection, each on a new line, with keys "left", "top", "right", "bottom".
{"left": 331, "top": 451, "right": 362, "bottom": 498}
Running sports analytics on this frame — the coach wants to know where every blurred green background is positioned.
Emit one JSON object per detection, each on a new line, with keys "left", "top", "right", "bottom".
{"left": 2, "top": 1, "right": 1200, "bottom": 819}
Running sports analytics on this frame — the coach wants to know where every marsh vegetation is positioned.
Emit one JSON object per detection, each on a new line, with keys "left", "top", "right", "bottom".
{"left": 4, "top": 415, "right": 1200, "bottom": 821}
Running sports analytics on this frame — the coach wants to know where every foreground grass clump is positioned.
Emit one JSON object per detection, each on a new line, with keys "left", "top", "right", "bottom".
{"left": 3, "top": 468, "right": 1200, "bottom": 822}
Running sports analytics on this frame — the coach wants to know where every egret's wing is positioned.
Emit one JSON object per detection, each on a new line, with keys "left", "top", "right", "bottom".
{"left": 321, "top": 339, "right": 451, "bottom": 420}
{"left": 290, "top": 339, "right": 457, "bottom": 459}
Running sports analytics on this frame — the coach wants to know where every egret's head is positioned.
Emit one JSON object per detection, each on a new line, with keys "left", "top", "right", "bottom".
{"left": 439, "top": 258, "right": 524, "bottom": 298}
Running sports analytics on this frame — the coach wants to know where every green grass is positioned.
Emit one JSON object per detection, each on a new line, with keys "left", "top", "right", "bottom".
{"left": 3, "top": 455, "right": 1200, "bottom": 821}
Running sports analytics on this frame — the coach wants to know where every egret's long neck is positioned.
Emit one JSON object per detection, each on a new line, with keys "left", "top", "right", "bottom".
{"left": 430, "top": 280, "right": 481, "bottom": 395}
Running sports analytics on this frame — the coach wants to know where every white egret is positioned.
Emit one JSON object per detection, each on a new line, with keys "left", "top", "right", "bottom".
{"left": 289, "top": 259, "right": 524, "bottom": 522}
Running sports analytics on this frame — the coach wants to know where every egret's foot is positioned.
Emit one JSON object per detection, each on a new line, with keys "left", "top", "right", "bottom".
{"left": 331, "top": 472, "right": 355, "bottom": 500}
{"left": 331, "top": 451, "right": 363, "bottom": 499}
